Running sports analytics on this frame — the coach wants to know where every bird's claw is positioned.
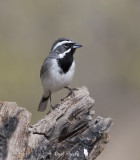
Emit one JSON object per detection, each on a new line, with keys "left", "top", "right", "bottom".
{"left": 51, "top": 104, "right": 59, "bottom": 110}
{"left": 61, "top": 87, "right": 79, "bottom": 101}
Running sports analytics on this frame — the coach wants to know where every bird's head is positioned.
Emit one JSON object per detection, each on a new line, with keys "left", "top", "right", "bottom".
{"left": 50, "top": 38, "right": 82, "bottom": 59}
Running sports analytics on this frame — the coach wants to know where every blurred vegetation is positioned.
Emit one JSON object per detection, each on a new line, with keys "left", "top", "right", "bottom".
{"left": 0, "top": 1, "right": 140, "bottom": 160}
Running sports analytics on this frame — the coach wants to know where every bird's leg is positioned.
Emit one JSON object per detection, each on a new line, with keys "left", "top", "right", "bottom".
{"left": 49, "top": 91, "right": 59, "bottom": 111}
{"left": 49, "top": 91, "right": 54, "bottom": 111}
{"left": 61, "top": 86, "right": 78, "bottom": 101}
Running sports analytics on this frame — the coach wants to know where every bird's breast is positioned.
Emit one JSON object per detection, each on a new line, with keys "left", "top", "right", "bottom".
{"left": 42, "top": 59, "right": 75, "bottom": 92}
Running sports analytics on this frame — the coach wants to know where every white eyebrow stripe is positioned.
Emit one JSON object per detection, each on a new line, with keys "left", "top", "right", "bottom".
{"left": 59, "top": 48, "right": 71, "bottom": 58}
{"left": 53, "top": 40, "right": 73, "bottom": 51}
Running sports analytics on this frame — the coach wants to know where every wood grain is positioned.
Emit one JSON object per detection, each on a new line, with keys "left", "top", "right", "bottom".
{"left": 0, "top": 86, "right": 113, "bottom": 160}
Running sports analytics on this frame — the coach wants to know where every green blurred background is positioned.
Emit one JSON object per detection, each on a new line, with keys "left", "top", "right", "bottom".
{"left": 0, "top": 0, "right": 140, "bottom": 159}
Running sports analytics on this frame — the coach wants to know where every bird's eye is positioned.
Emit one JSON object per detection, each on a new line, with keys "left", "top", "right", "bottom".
{"left": 64, "top": 43, "right": 70, "bottom": 48}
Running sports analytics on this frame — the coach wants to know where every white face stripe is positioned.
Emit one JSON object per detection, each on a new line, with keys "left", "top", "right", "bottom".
{"left": 53, "top": 40, "right": 73, "bottom": 51}
{"left": 59, "top": 48, "right": 71, "bottom": 58}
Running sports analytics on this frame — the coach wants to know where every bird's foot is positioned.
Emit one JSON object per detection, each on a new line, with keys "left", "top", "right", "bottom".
{"left": 54, "top": 104, "right": 60, "bottom": 109}
{"left": 50, "top": 104, "right": 59, "bottom": 110}
{"left": 61, "top": 87, "right": 79, "bottom": 101}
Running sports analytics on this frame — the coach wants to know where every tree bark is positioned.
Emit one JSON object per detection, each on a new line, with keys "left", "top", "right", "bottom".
{"left": 0, "top": 86, "right": 113, "bottom": 160}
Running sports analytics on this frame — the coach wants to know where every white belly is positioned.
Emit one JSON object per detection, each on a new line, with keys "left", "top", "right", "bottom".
{"left": 41, "top": 59, "right": 75, "bottom": 93}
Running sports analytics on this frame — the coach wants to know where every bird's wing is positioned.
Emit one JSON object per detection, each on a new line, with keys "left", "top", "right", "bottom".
{"left": 40, "top": 57, "right": 52, "bottom": 78}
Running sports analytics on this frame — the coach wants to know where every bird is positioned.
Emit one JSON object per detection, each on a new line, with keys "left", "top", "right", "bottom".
{"left": 38, "top": 38, "right": 82, "bottom": 112}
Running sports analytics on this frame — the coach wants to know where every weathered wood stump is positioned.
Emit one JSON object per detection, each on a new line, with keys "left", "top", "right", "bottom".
{"left": 0, "top": 86, "right": 112, "bottom": 160}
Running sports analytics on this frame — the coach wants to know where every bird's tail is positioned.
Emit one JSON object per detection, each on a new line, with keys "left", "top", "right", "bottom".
{"left": 38, "top": 95, "right": 49, "bottom": 112}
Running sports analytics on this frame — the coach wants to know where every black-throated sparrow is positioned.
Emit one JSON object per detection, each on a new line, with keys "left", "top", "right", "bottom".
{"left": 38, "top": 38, "right": 82, "bottom": 112}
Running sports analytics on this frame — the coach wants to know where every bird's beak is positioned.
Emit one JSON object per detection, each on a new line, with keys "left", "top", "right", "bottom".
{"left": 73, "top": 43, "right": 83, "bottom": 49}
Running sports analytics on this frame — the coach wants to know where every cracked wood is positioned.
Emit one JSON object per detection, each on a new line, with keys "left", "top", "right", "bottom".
{"left": 0, "top": 86, "right": 113, "bottom": 160}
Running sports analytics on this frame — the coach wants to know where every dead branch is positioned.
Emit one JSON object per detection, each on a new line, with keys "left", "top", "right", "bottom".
{"left": 0, "top": 86, "right": 112, "bottom": 160}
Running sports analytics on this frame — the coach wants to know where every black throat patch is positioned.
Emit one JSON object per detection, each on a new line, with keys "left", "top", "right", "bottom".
{"left": 57, "top": 51, "right": 74, "bottom": 74}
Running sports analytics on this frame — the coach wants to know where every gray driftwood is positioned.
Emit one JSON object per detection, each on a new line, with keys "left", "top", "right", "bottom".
{"left": 0, "top": 86, "right": 112, "bottom": 160}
